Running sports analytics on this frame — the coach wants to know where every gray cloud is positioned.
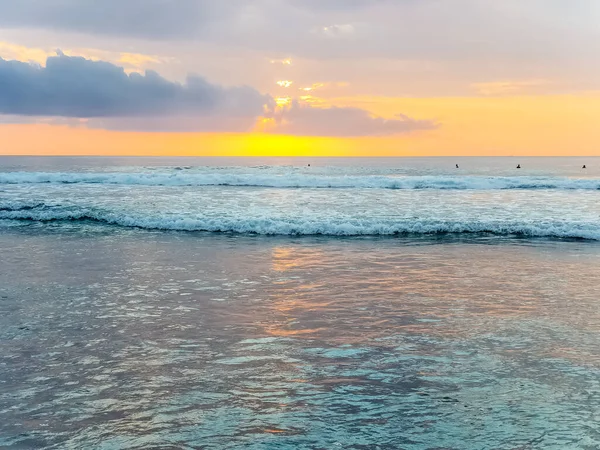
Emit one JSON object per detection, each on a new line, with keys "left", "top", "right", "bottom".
{"left": 266, "top": 101, "right": 437, "bottom": 137}
{"left": 0, "top": 53, "right": 438, "bottom": 136}
{"left": 0, "top": 0, "right": 597, "bottom": 67}
{"left": 0, "top": 0, "right": 384, "bottom": 42}
{"left": 0, "top": 0, "right": 242, "bottom": 40}
{"left": 0, "top": 53, "right": 268, "bottom": 120}
{"left": 90, "top": 103, "right": 438, "bottom": 135}
{"left": 287, "top": 0, "right": 391, "bottom": 11}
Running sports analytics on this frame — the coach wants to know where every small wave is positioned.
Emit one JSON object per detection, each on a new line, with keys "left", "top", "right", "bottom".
{"left": 0, "top": 201, "right": 46, "bottom": 212}
{"left": 0, "top": 172, "right": 600, "bottom": 190}
{"left": 1, "top": 203, "right": 599, "bottom": 240}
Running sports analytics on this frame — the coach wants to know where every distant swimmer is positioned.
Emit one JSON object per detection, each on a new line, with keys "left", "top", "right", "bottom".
{"left": 583, "top": 165, "right": 587, "bottom": 169}
{"left": 516, "top": 164, "right": 521, "bottom": 169}
{"left": 308, "top": 164, "right": 311, "bottom": 167}
{"left": 456, "top": 164, "right": 459, "bottom": 169}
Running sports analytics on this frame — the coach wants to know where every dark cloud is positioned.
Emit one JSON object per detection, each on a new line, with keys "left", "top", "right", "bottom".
{"left": 266, "top": 101, "right": 438, "bottom": 137}
{"left": 0, "top": 53, "right": 268, "bottom": 119}
{"left": 0, "top": 53, "right": 439, "bottom": 135}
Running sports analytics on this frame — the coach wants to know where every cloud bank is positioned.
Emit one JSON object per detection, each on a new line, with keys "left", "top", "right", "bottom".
{"left": 0, "top": 53, "right": 267, "bottom": 119}
{"left": 1, "top": 0, "right": 598, "bottom": 99}
{"left": 266, "top": 101, "right": 437, "bottom": 137}
{"left": 1, "top": 0, "right": 595, "bottom": 64}
{"left": 0, "top": 54, "right": 437, "bottom": 136}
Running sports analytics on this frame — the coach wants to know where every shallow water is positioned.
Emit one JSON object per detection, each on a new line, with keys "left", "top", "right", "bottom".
{"left": 1, "top": 229, "right": 600, "bottom": 449}
{"left": 1, "top": 157, "right": 600, "bottom": 449}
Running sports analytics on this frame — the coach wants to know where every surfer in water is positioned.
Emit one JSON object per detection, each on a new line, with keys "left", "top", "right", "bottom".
{"left": 583, "top": 164, "right": 587, "bottom": 169}
{"left": 456, "top": 164, "right": 459, "bottom": 169}
{"left": 517, "top": 164, "right": 521, "bottom": 169}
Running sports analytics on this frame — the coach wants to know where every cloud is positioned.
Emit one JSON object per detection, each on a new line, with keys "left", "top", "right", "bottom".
{"left": 1, "top": 0, "right": 598, "bottom": 70}
{"left": 287, "top": 0, "right": 391, "bottom": 11}
{"left": 264, "top": 101, "right": 438, "bottom": 137}
{"left": 316, "top": 24, "right": 356, "bottom": 39}
{"left": 0, "top": 40, "right": 174, "bottom": 77}
{"left": 270, "top": 58, "right": 293, "bottom": 66}
{"left": 0, "top": 0, "right": 369, "bottom": 41}
{"left": 299, "top": 82, "right": 347, "bottom": 92}
{"left": 0, "top": 53, "right": 268, "bottom": 122}
{"left": 0, "top": 53, "right": 436, "bottom": 136}
{"left": 471, "top": 79, "right": 552, "bottom": 96}
{"left": 0, "top": 0, "right": 242, "bottom": 40}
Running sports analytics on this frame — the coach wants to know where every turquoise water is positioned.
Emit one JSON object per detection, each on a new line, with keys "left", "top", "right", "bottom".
{"left": 2, "top": 156, "right": 600, "bottom": 239}
{"left": 1, "top": 157, "right": 600, "bottom": 449}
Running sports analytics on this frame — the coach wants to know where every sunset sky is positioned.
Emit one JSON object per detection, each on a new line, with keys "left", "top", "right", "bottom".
{"left": 0, "top": 0, "right": 599, "bottom": 156}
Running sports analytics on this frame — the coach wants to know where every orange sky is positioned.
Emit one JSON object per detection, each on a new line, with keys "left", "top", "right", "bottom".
{"left": 2, "top": 93, "right": 599, "bottom": 157}
{"left": 1, "top": 1, "right": 600, "bottom": 157}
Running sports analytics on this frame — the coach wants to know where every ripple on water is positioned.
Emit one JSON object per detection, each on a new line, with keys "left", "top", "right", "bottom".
{"left": 1, "top": 232, "right": 600, "bottom": 448}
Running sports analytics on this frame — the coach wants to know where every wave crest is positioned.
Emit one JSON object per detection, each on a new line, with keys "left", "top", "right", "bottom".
{"left": 1, "top": 202, "right": 598, "bottom": 240}
{"left": 1, "top": 172, "right": 600, "bottom": 190}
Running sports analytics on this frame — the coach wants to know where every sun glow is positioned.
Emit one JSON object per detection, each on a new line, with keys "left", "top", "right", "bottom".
{"left": 275, "top": 97, "right": 292, "bottom": 107}
{"left": 298, "top": 95, "right": 322, "bottom": 104}
{"left": 300, "top": 83, "right": 325, "bottom": 92}
{"left": 2, "top": 93, "right": 600, "bottom": 157}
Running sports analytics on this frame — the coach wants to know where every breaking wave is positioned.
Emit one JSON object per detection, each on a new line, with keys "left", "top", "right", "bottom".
{"left": 1, "top": 202, "right": 599, "bottom": 240}
{"left": 1, "top": 172, "right": 600, "bottom": 190}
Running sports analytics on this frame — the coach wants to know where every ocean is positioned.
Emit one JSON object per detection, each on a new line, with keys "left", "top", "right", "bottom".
{"left": 1, "top": 156, "right": 600, "bottom": 449}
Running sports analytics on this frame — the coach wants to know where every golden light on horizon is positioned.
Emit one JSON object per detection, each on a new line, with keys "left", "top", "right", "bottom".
{"left": 2, "top": 93, "right": 600, "bottom": 157}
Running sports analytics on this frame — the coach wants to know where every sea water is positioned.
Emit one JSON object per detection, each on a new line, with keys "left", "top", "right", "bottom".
{"left": 1, "top": 157, "right": 599, "bottom": 449}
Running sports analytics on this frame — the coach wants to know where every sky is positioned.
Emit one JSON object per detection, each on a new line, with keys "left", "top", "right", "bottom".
{"left": 0, "top": 0, "right": 599, "bottom": 156}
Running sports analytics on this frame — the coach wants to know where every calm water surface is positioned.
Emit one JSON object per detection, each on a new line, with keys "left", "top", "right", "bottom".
{"left": 1, "top": 231, "right": 600, "bottom": 449}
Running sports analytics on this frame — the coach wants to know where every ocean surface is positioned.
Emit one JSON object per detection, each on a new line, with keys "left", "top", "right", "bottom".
{"left": 1, "top": 156, "right": 600, "bottom": 449}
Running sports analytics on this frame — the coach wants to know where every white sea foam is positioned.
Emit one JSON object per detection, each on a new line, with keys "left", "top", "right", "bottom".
{"left": 1, "top": 202, "right": 599, "bottom": 239}
{"left": 1, "top": 171, "right": 600, "bottom": 190}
